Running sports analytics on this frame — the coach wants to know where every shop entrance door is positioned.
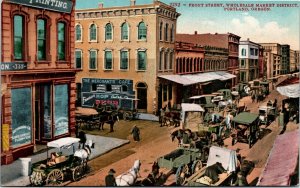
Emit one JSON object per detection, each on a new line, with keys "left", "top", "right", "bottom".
{"left": 35, "top": 84, "right": 52, "bottom": 143}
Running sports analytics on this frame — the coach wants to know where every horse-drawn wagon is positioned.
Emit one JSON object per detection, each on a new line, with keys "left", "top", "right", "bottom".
{"left": 231, "top": 112, "right": 261, "bottom": 148}
{"left": 118, "top": 98, "right": 139, "bottom": 121}
{"left": 184, "top": 146, "right": 238, "bottom": 186}
{"left": 29, "top": 137, "right": 94, "bottom": 186}
{"left": 156, "top": 147, "right": 204, "bottom": 185}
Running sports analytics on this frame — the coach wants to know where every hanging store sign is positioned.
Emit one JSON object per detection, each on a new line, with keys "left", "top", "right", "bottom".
{"left": 6, "top": 0, "right": 73, "bottom": 13}
{"left": 1, "top": 62, "right": 27, "bottom": 71}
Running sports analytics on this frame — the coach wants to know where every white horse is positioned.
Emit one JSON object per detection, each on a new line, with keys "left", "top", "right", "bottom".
{"left": 115, "top": 160, "right": 141, "bottom": 186}
{"left": 74, "top": 140, "right": 95, "bottom": 162}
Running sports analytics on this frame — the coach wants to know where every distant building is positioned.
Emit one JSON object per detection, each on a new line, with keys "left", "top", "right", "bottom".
{"left": 258, "top": 46, "right": 265, "bottom": 78}
{"left": 281, "top": 45, "right": 290, "bottom": 74}
{"left": 75, "top": 0, "right": 180, "bottom": 113}
{"left": 290, "top": 49, "right": 296, "bottom": 73}
{"left": 239, "top": 39, "right": 260, "bottom": 83}
{"left": 260, "top": 43, "right": 282, "bottom": 79}
{"left": 295, "top": 50, "right": 300, "bottom": 71}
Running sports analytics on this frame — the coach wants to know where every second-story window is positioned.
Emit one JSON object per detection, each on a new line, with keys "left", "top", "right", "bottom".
{"left": 13, "top": 15, "right": 24, "bottom": 60}
{"left": 169, "top": 51, "right": 173, "bottom": 70}
{"left": 89, "top": 50, "right": 97, "bottom": 70}
{"left": 89, "top": 24, "right": 97, "bottom": 41}
{"left": 165, "top": 23, "right": 169, "bottom": 41}
{"left": 120, "top": 50, "right": 129, "bottom": 70}
{"left": 164, "top": 51, "right": 168, "bottom": 69}
{"left": 121, "top": 22, "right": 128, "bottom": 40}
{"left": 104, "top": 51, "right": 113, "bottom": 70}
{"left": 138, "top": 22, "right": 147, "bottom": 40}
{"left": 37, "top": 19, "right": 46, "bottom": 61}
{"left": 105, "top": 23, "right": 112, "bottom": 40}
{"left": 159, "top": 50, "right": 163, "bottom": 71}
{"left": 159, "top": 22, "right": 163, "bottom": 41}
{"left": 75, "top": 24, "right": 82, "bottom": 41}
{"left": 57, "top": 22, "right": 66, "bottom": 60}
{"left": 137, "top": 50, "right": 147, "bottom": 71}
{"left": 170, "top": 25, "right": 174, "bottom": 42}
{"left": 75, "top": 50, "right": 82, "bottom": 69}
{"left": 241, "top": 48, "right": 246, "bottom": 56}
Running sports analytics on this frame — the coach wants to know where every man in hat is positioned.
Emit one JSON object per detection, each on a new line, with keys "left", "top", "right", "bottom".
{"left": 105, "top": 169, "right": 117, "bottom": 186}
{"left": 131, "top": 125, "right": 140, "bottom": 142}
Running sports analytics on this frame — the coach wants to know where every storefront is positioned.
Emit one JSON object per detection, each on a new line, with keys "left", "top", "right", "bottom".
{"left": 1, "top": 0, "right": 76, "bottom": 164}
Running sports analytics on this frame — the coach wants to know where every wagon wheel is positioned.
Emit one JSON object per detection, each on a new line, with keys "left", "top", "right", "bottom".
{"left": 30, "top": 170, "right": 46, "bottom": 186}
{"left": 72, "top": 165, "right": 83, "bottom": 181}
{"left": 175, "top": 164, "right": 189, "bottom": 185}
{"left": 46, "top": 169, "right": 64, "bottom": 186}
{"left": 192, "top": 160, "right": 203, "bottom": 174}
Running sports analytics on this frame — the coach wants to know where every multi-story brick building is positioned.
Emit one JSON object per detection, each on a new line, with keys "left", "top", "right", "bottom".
{"left": 290, "top": 49, "right": 296, "bottom": 73}
{"left": 75, "top": 0, "right": 180, "bottom": 113}
{"left": 1, "top": 0, "right": 77, "bottom": 164}
{"left": 295, "top": 50, "right": 300, "bottom": 71}
{"left": 281, "top": 44, "right": 290, "bottom": 74}
{"left": 239, "top": 39, "right": 260, "bottom": 83}
{"left": 260, "top": 43, "right": 282, "bottom": 79}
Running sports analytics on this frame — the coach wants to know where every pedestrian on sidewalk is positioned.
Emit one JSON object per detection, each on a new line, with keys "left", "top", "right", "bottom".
{"left": 131, "top": 125, "right": 140, "bottom": 142}
{"left": 105, "top": 169, "right": 117, "bottom": 186}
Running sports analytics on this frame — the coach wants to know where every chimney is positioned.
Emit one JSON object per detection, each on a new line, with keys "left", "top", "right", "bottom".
{"left": 194, "top": 31, "right": 198, "bottom": 35}
{"left": 130, "top": 0, "right": 136, "bottom": 6}
{"left": 98, "top": 3, "right": 103, "bottom": 8}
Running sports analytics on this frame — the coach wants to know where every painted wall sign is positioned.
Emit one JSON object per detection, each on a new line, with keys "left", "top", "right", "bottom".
{"left": 12, "top": 125, "right": 31, "bottom": 147}
{"left": 6, "top": 0, "right": 73, "bottom": 13}
{"left": 1, "top": 62, "right": 27, "bottom": 71}
{"left": 81, "top": 78, "right": 135, "bottom": 108}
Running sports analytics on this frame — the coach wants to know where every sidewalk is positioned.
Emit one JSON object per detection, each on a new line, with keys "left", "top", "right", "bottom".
{"left": 137, "top": 113, "right": 159, "bottom": 121}
{"left": 1, "top": 134, "right": 129, "bottom": 186}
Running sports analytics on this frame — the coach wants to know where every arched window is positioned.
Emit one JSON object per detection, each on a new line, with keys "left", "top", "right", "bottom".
{"left": 159, "top": 50, "right": 163, "bottom": 71}
{"left": 165, "top": 23, "right": 169, "bottom": 41}
{"left": 105, "top": 23, "right": 113, "bottom": 40}
{"left": 75, "top": 24, "right": 82, "bottom": 41}
{"left": 170, "top": 25, "right": 174, "bottom": 42}
{"left": 89, "top": 24, "right": 97, "bottom": 41}
{"left": 121, "top": 22, "right": 128, "bottom": 40}
{"left": 169, "top": 51, "right": 173, "bottom": 70}
{"left": 57, "top": 22, "right": 66, "bottom": 60}
{"left": 159, "top": 22, "right": 163, "bottom": 40}
{"left": 37, "top": 18, "right": 47, "bottom": 60}
{"left": 164, "top": 51, "right": 168, "bottom": 70}
{"left": 138, "top": 22, "right": 147, "bottom": 40}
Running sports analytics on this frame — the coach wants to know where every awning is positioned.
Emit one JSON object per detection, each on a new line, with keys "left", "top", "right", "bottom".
{"left": 276, "top": 77, "right": 300, "bottom": 98}
{"left": 257, "top": 130, "right": 299, "bottom": 186}
{"left": 47, "top": 137, "right": 80, "bottom": 148}
{"left": 181, "top": 103, "right": 204, "bottom": 112}
{"left": 158, "top": 71, "right": 236, "bottom": 86}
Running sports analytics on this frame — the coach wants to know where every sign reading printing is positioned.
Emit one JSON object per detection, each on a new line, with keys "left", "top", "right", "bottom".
{"left": 1, "top": 62, "right": 27, "bottom": 71}
{"left": 7, "top": 0, "right": 73, "bottom": 13}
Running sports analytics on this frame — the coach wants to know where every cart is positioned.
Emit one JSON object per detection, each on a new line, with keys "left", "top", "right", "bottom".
{"left": 184, "top": 146, "right": 238, "bottom": 186}
{"left": 119, "top": 98, "right": 139, "bottom": 121}
{"left": 29, "top": 137, "right": 86, "bottom": 186}
{"left": 259, "top": 105, "right": 276, "bottom": 126}
{"left": 157, "top": 147, "right": 204, "bottom": 185}
{"left": 231, "top": 112, "right": 261, "bottom": 148}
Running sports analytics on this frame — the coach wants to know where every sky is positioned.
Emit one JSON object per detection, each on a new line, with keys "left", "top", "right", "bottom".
{"left": 76, "top": 0, "right": 300, "bottom": 50}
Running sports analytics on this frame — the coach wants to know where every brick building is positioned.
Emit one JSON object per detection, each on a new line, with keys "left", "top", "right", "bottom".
{"left": 281, "top": 44, "right": 290, "bottom": 75}
{"left": 260, "top": 43, "right": 282, "bottom": 79}
{"left": 75, "top": 0, "right": 180, "bottom": 113}
{"left": 1, "top": 0, "right": 77, "bottom": 164}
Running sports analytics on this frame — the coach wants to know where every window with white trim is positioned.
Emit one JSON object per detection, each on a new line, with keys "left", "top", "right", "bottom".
{"left": 75, "top": 24, "right": 82, "bottom": 41}
{"left": 121, "top": 22, "right": 128, "bottom": 40}
{"left": 89, "top": 24, "right": 97, "bottom": 41}
{"left": 104, "top": 50, "right": 113, "bottom": 70}
{"left": 159, "top": 50, "right": 163, "bottom": 71}
{"left": 169, "top": 51, "right": 173, "bottom": 70}
{"left": 137, "top": 50, "right": 146, "bottom": 70}
{"left": 165, "top": 23, "right": 168, "bottom": 41}
{"left": 164, "top": 51, "right": 168, "bottom": 70}
{"left": 138, "top": 22, "right": 147, "bottom": 40}
{"left": 75, "top": 49, "right": 82, "bottom": 69}
{"left": 120, "top": 50, "right": 129, "bottom": 70}
{"left": 159, "top": 22, "right": 163, "bottom": 41}
{"left": 105, "top": 23, "right": 113, "bottom": 40}
{"left": 89, "top": 50, "right": 97, "bottom": 70}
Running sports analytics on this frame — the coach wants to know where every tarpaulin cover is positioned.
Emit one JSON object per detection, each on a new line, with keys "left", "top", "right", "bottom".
{"left": 257, "top": 130, "right": 299, "bottom": 186}
{"left": 47, "top": 137, "right": 80, "bottom": 148}
{"left": 277, "top": 84, "right": 300, "bottom": 98}
{"left": 206, "top": 146, "right": 238, "bottom": 173}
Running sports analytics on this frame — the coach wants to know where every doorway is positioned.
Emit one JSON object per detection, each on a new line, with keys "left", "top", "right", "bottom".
{"left": 136, "top": 82, "right": 147, "bottom": 110}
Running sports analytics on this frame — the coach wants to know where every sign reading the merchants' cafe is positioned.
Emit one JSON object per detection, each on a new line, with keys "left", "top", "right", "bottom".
{"left": 6, "top": 0, "right": 73, "bottom": 13}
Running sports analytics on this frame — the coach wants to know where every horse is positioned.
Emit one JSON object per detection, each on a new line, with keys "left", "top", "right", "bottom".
{"left": 115, "top": 160, "right": 141, "bottom": 186}
{"left": 98, "top": 110, "right": 119, "bottom": 132}
{"left": 74, "top": 139, "right": 95, "bottom": 170}
{"left": 204, "top": 162, "right": 226, "bottom": 183}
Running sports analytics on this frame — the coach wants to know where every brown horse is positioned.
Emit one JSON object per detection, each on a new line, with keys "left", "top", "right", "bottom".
{"left": 98, "top": 111, "right": 119, "bottom": 132}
